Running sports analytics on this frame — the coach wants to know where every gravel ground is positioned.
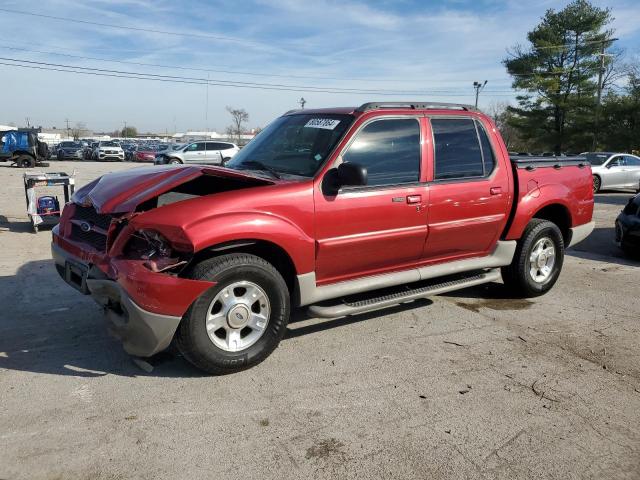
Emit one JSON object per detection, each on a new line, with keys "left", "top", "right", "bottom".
{"left": 0, "top": 160, "right": 639, "bottom": 480}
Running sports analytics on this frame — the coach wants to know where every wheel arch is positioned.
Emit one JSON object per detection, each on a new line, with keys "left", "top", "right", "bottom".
{"left": 187, "top": 239, "right": 299, "bottom": 295}
{"left": 504, "top": 185, "right": 574, "bottom": 245}
{"left": 531, "top": 203, "right": 572, "bottom": 245}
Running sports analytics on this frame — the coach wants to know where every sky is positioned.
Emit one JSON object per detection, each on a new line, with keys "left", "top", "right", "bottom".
{"left": 0, "top": 0, "right": 638, "bottom": 133}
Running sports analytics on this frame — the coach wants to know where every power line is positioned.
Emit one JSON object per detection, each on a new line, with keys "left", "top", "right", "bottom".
{"left": 0, "top": 7, "right": 261, "bottom": 47}
{"left": 0, "top": 59, "right": 518, "bottom": 96}
{"left": 0, "top": 42, "right": 520, "bottom": 86}
{"left": 0, "top": 56, "right": 518, "bottom": 95}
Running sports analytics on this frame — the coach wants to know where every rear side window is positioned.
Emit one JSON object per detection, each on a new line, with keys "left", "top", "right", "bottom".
{"left": 432, "top": 118, "right": 485, "bottom": 180}
{"left": 624, "top": 155, "right": 640, "bottom": 166}
{"left": 342, "top": 118, "right": 420, "bottom": 186}
{"left": 477, "top": 123, "right": 495, "bottom": 174}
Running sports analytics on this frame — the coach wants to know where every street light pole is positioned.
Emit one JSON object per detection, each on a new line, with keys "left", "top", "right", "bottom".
{"left": 299, "top": 97, "right": 306, "bottom": 109}
{"left": 473, "top": 81, "right": 487, "bottom": 109}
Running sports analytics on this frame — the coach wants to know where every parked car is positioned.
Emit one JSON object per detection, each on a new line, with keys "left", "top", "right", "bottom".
{"left": 94, "top": 141, "right": 125, "bottom": 162}
{"left": 587, "top": 152, "right": 640, "bottom": 193}
{"left": 133, "top": 145, "right": 158, "bottom": 163}
{"left": 154, "top": 141, "right": 239, "bottom": 165}
{"left": 51, "top": 101, "right": 594, "bottom": 374}
{"left": 57, "top": 141, "right": 85, "bottom": 160}
{"left": 86, "top": 142, "right": 100, "bottom": 160}
{"left": 615, "top": 193, "right": 640, "bottom": 257}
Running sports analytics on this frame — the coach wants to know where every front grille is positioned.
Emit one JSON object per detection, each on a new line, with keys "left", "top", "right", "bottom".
{"left": 69, "top": 205, "right": 112, "bottom": 251}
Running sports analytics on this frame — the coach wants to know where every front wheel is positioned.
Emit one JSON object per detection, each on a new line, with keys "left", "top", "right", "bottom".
{"left": 169, "top": 158, "right": 182, "bottom": 165}
{"left": 176, "top": 253, "right": 290, "bottom": 374}
{"left": 593, "top": 175, "right": 601, "bottom": 193}
{"left": 502, "top": 219, "right": 565, "bottom": 297}
{"left": 17, "top": 155, "right": 34, "bottom": 168}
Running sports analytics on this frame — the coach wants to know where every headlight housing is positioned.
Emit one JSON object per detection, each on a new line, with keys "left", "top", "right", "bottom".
{"left": 124, "top": 229, "right": 188, "bottom": 273}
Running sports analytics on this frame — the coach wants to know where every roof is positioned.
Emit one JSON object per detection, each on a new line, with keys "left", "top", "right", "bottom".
{"left": 284, "top": 102, "right": 478, "bottom": 116}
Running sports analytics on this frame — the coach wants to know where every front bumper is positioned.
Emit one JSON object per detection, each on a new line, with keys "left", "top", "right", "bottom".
{"left": 51, "top": 233, "right": 214, "bottom": 357}
{"left": 98, "top": 152, "right": 125, "bottom": 161}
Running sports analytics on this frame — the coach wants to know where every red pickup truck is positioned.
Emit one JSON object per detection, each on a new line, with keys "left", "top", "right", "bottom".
{"left": 51, "top": 102, "right": 594, "bottom": 373}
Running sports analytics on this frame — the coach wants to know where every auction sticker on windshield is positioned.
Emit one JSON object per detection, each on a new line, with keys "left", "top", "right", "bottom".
{"left": 304, "top": 118, "right": 341, "bottom": 130}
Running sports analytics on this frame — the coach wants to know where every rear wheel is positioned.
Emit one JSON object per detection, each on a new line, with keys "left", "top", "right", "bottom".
{"left": 502, "top": 219, "right": 565, "bottom": 297}
{"left": 593, "top": 175, "right": 601, "bottom": 193}
{"left": 176, "top": 253, "right": 290, "bottom": 374}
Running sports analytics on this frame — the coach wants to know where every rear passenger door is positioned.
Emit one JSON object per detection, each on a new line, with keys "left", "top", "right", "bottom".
{"left": 201, "top": 142, "right": 222, "bottom": 164}
{"left": 423, "top": 117, "right": 511, "bottom": 262}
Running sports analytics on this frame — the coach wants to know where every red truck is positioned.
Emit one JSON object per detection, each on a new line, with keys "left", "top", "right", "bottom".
{"left": 51, "top": 102, "right": 595, "bottom": 373}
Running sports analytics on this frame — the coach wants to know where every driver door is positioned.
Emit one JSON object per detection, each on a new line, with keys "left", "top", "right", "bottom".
{"left": 314, "top": 117, "right": 429, "bottom": 285}
{"left": 604, "top": 156, "right": 627, "bottom": 188}
{"left": 183, "top": 142, "right": 206, "bottom": 163}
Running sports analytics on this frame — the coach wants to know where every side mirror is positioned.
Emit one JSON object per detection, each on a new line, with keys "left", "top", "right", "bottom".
{"left": 322, "top": 162, "right": 368, "bottom": 196}
{"left": 338, "top": 162, "right": 368, "bottom": 187}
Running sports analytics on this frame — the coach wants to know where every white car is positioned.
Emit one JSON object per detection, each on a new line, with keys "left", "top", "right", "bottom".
{"left": 588, "top": 152, "right": 640, "bottom": 193}
{"left": 154, "top": 141, "right": 239, "bottom": 165}
{"left": 95, "top": 141, "right": 125, "bottom": 162}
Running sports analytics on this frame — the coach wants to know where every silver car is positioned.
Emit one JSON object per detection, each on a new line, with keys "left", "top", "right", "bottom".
{"left": 588, "top": 152, "right": 640, "bottom": 193}
{"left": 155, "top": 141, "right": 239, "bottom": 165}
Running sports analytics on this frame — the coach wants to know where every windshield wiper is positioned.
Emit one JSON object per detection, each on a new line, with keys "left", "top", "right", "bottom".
{"left": 238, "top": 160, "right": 281, "bottom": 179}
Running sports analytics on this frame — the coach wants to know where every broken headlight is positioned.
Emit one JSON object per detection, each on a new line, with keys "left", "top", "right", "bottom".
{"left": 124, "top": 229, "right": 187, "bottom": 273}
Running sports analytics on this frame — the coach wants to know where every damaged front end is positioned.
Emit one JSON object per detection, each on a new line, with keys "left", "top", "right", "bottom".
{"left": 51, "top": 165, "right": 274, "bottom": 357}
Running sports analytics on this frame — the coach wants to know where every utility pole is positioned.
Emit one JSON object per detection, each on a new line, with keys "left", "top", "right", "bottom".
{"left": 473, "top": 81, "right": 487, "bottom": 109}
{"left": 592, "top": 37, "right": 618, "bottom": 151}
{"left": 65, "top": 118, "right": 70, "bottom": 139}
{"left": 124, "top": 120, "right": 127, "bottom": 139}
{"left": 299, "top": 97, "right": 306, "bottom": 109}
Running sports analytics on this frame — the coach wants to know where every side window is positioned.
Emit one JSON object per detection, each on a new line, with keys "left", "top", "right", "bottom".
{"left": 624, "top": 155, "right": 640, "bottom": 166}
{"left": 432, "top": 118, "right": 484, "bottom": 180}
{"left": 476, "top": 122, "right": 495, "bottom": 175}
{"left": 342, "top": 118, "right": 420, "bottom": 186}
{"left": 608, "top": 157, "right": 622, "bottom": 167}
{"left": 219, "top": 143, "right": 234, "bottom": 150}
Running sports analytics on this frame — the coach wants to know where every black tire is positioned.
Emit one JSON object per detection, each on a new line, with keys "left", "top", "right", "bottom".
{"left": 176, "top": 253, "right": 290, "bottom": 374}
{"left": 17, "top": 155, "right": 34, "bottom": 168}
{"left": 169, "top": 158, "right": 182, "bottom": 164}
{"left": 593, "top": 175, "right": 601, "bottom": 193}
{"left": 57, "top": 150, "right": 64, "bottom": 160}
{"left": 501, "top": 219, "right": 565, "bottom": 297}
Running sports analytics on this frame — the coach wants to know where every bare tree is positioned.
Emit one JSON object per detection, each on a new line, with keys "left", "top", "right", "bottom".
{"left": 226, "top": 106, "right": 249, "bottom": 144}
{"left": 486, "top": 100, "right": 526, "bottom": 151}
{"left": 71, "top": 122, "right": 89, "bottom": 140}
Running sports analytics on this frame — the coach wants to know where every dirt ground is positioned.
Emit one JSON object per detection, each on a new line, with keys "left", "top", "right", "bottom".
{"left": 0, "top": 160, "right": 639, "bottom": 480}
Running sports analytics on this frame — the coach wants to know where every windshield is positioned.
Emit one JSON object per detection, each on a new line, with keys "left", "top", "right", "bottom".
{"left": 586, "top": 153, "right": 610, "bottom": 166}
{"left": 100, "top": 141, "right": 118, "bottom": 147}
{"left": 226, "top": 114, "right": 354, "bottom": 177}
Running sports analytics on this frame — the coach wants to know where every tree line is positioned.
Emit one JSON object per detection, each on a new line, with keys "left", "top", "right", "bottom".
{"left": 498, "top": 0, "right": 639, "bottom": 154}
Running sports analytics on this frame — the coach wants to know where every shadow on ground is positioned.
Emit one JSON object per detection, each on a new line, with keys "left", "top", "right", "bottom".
{"left": 0, "top": 258, "right": 440, "bottom": 378}
{"left": 0, "top": 215, "right": 35, "bottom": 233}
{"left": 567, "top": 226, "right": 640, "bottom": 266}
{"left": 594, "top": 191, "right": 636, "bottom": 206}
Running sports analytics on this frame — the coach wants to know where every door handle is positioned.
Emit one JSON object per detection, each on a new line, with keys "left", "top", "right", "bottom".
{"left": 490, "top": 187, "right": 502, "bottom": 195}
{"left": 406, "top": 195, "right": 422, "bottom": 204}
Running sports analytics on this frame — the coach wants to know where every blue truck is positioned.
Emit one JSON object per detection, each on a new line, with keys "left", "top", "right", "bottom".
{"left": 0, "top": 130, "right": 50, "bottom": 168}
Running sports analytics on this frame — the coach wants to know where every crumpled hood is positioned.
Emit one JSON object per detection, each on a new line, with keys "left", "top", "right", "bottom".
{"left": 72, "top": 165, "right": 275, "bottom": 214}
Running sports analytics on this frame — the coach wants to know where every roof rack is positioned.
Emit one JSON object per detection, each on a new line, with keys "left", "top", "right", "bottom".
{"left": 356, "top": 102, "right": 476, "bottom": 112}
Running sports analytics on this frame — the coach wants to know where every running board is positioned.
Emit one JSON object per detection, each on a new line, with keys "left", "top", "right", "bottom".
{"left": 307, "top": 269, "right": 501, "bottom": 319}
